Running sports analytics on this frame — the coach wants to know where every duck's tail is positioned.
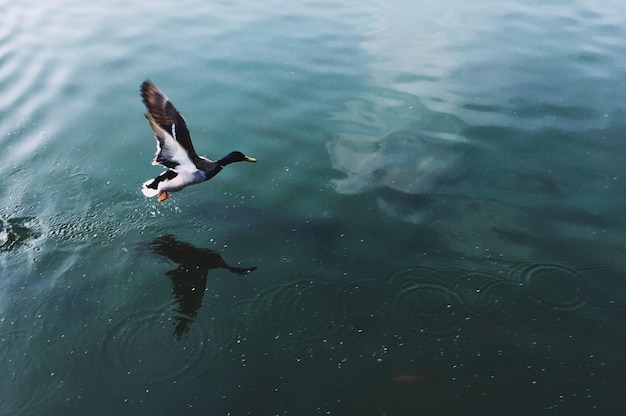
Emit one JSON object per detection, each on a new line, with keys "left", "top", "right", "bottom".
{"left": 141, "top": 179, "right": 159, "bottom": 197}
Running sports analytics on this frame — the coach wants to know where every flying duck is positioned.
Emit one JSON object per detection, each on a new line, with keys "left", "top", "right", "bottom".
{"left": 140, "top": 80, "right": 256, "bottom": 202}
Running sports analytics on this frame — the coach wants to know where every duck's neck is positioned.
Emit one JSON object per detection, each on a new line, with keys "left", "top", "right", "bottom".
{"left": 218, "top": 152, "right": 242, "bottom": 167}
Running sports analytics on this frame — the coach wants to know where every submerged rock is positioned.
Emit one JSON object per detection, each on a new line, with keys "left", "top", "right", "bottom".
{"left": 329, "top": 130, "right": 468, "bottom": 196}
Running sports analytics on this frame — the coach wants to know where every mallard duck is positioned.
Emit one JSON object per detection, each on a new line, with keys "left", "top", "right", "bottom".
{"left": 140, "top": 80, "right": 256, "bottom": 202}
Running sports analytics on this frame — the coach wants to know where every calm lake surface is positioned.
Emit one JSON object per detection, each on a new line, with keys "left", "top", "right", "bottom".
{"left": 1, "top": 0, "right": 626, "bottom": 414}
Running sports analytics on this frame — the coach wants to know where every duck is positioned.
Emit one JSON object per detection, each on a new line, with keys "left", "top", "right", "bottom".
{"left": 140, "top": 80, "right": 256, "bottom": 202}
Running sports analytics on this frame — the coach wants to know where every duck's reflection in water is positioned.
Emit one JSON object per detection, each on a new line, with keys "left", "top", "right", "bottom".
{"left": 150, "top": 234, "right": 257, "bottom": 339}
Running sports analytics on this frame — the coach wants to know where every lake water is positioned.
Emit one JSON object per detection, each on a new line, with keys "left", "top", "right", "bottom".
{"left": 1, "top": 0, "right": 626, "bottom": 414}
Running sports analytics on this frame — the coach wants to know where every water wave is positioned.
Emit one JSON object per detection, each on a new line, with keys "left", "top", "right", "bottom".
{"left": 101, "top": 307, "right": 211, "bottom": 385}
{"left": 243, "top": 261, "right": 626, "bottom": 351}
{"left": 252, "top": 280, "right": 350, "bottom": 346}
{"left": 383, "top": 267, "right": 468, "bottom": 338}
{"left": 511, "top": 262, "right": 588, "bottom": 311}
{"left": 0, "top": 3, "right": 74, "bottom": 172}
{"left": 0, "top": 327, "right": 76, "bottom": 415}
{"left": 577, "top": 266, "right": 626, "bottom": 310}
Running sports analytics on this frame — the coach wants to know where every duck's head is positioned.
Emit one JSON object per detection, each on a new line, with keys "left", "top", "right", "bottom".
{"left": 219, "top": 151, "right": 257, "bottom": 166}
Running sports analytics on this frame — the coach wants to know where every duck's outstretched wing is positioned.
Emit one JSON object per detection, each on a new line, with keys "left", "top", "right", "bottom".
{"left": 140, "top": 80, "right": 201, "bottom": 171}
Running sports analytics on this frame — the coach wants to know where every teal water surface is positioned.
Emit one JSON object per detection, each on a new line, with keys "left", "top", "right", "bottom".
{"left": 1, "top": 0, "right": 626, "bottom": 415}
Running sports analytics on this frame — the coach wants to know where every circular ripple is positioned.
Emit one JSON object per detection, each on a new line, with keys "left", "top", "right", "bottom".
{"left": 386, "top": 266, "right": 449, "bottom": 287}
{"left": 201, "top": 300, "right": 249, "bottom": 353}
{"left": 0, "top": 327, "right": 75, "bottom": 415}
{"left": 385, "top": 267, "right": 467, "bottom": 338}
{"left": 0, "top": 328, "right": 31, "bottom": 367}
{"left": 513, "top": 263, "right": 588, "bottom": 311}
{"left": 577, "top": 266, "right": 626, "bottom": 310}
{"left": 101, "top": 307, "right": 211, "bottom": 385}
{"left": 455, "top": 271, "right": 504, "bottom": 316}
{"left": 254, "top": 280, "right": 349, "bottom": 346}
{"left": 340, "top": 278, "right": 386, "bottom": 338}
{"left": 472, "top": 278, "right": 528, "bottom": 321}
{"left": 388, "top": 283, "right": 466, "bottom": 338}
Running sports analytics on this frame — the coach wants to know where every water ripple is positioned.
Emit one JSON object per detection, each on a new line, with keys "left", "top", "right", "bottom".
{"left": 101, "top": 307, "right": 211, "bottom": 385}
{"left": 577, "top": 266, "right": 626, "bottom": 310}
{"left": 243, "top": 261, "right": 626, "bottom": 351}
{"left": 0, "top": 2, "right": 73, "bottom": 175}
{"left": 455, "top": 270, "right": 508, "bottom": 317}
{"left": 340, "top": 278, "right": 385, "bottom": 338}
{"left": 472, "top": 278, "right": 528, "bottom": 322}
{"left": 253, "top": 280, "right": 349, "bottom": 346}
{"left": 0, "top": 327, "right": 75, "bottom": 415}
{"left": 384, "top": 267, "right": 467, "bottom": 338}
{"left": 512, "top": 262, "right": 588, "bottom": 311}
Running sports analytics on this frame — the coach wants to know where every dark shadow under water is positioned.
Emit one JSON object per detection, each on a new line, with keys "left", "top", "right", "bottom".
{"left": 0, "top": 216, "right": 40, "bottom": 252}
{"left": 150, "top": 234, "right": 257, "bottom": 339}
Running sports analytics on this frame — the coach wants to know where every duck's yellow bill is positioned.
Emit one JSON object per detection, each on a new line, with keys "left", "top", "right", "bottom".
{"left": 245, "top": 156, "right": 257, "bottom": 162}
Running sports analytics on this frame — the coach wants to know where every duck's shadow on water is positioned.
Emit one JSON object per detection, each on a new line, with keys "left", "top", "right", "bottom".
{"left": 149, "top": 234, "right": 257, "bottom": 339}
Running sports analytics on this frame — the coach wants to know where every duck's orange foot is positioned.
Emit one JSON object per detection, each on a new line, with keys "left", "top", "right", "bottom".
{"left": 157, "top": 191, "right": 170, "bottom": 202}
